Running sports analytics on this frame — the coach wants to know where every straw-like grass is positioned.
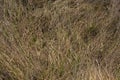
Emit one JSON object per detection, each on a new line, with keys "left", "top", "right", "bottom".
{"left": 0, "top": 0, "right": 120, "bottom": 80}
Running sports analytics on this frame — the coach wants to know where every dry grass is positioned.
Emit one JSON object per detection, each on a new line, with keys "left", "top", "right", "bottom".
{"left": 0, "top": 0, "right": 120, "bottom": 80}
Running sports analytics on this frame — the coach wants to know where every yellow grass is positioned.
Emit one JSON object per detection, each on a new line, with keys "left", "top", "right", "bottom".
{"left": 0, "top": 0, "right": 120, "bottom": 80}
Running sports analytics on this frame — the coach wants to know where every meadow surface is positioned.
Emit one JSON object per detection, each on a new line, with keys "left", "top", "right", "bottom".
{"left": 0, "top": 0, "right": 120, "bottom": 80}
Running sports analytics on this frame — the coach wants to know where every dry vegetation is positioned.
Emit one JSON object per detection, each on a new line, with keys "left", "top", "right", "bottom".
{"left": 0, "top": 0, "right": 120, "bottom": 80}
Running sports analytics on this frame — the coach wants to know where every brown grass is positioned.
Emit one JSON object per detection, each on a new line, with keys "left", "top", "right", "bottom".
{"left": 0, "top": 0, "right": 120, "bottom": 80}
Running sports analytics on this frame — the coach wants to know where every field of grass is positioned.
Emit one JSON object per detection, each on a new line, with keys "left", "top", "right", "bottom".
{"left": 0, "top": 0, "right": 120, "bottom": 80}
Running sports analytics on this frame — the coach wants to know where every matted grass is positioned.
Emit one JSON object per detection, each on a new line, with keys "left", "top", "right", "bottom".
{"left": 0, "top": 0, "right": 120, "bottom": 80}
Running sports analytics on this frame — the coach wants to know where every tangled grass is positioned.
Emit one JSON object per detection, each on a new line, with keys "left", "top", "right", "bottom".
{"left": 0, "top": 0, "right": 120, "bottom": 80}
